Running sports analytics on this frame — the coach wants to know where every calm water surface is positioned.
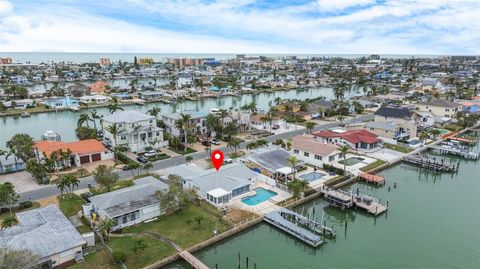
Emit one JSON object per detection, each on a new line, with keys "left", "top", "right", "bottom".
{"left": 166, "top": 132, "right": 480, "bottom": 269}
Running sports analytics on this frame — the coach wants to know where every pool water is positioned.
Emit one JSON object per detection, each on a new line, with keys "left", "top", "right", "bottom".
{"left": 299, "top": 172, "right": 326, "bottom": 182}
{"left": 241, "top": 188, "right": 277, "bottom": 206}
{"left": 339, "top": 157, "right": 365, "bottom": 166}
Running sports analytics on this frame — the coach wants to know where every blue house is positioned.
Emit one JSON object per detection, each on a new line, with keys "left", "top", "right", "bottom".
{"left": 43, "top": 96, "right": 80, "bottom": 109}
{"left": 0, "top": 154, "right": 25, "bottom": 174}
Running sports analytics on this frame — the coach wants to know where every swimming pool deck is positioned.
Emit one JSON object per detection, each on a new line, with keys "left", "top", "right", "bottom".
{"left": 227, "top": 181, "right": 292, "bottom": 215}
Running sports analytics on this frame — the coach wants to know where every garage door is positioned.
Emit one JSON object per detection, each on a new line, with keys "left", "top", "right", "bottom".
{"left": 91, "top": 153, "right": 101, "bottom": 162}
{"left": 80, "top": 155, "right": 90, "bottom": 164}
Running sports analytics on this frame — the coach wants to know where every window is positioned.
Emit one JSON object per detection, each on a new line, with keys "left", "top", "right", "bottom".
{"left": 120, "top": 135, "right": 127, "bottom": 140}
{"left": 329, "top": 155, "right": 335, "bottom": 162}
{"left": 156, "top": 132, "right": 160, "bottom": 136}
{"left": 293, "top": 149, "right": 299, "bottom": 154}
{"left": 304, "top": 152, "right": 309, "bottom": 157}
{"left": 315, "top": 155, "right": 322, "bottom": 160}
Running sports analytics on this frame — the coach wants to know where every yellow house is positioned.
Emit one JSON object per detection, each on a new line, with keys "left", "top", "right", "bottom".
{"left": 416, "top": 100, "right": 462, "bottom": 118}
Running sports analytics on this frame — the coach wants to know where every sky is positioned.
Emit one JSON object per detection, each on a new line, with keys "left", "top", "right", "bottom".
{"left": 0, "top": 0, "right": 479, "bottom": 54}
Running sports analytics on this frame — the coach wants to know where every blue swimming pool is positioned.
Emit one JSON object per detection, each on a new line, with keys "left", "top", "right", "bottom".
{"left": 299, "top": 172, "right": 326, "bottom": 182}
{"left": 241, "top": 188, "right": 277, "bottom": 206}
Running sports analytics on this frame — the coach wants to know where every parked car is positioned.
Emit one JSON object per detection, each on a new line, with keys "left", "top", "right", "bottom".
{"left": 211, "top": 139, "right": 221, "bottom": 145}
{"left": 136, "top": 156, "right": 148, "bottom": 163}
{"left": 202, "top": 140, "right": 211, "bottom": 146}
{"left": 122, "top": 165, "right": 131, "bottom": 171}
{"left": 144, "top": 150, "right": 156, "bottom": 158}
{"left": 224, "top": 157, "right": 233, "bottom": 164}
{"left": 272, "top": 124, "right": 280, "bottom": 130}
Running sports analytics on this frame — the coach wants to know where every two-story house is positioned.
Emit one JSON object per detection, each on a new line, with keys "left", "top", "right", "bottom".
{"left": 369, "top": 106, "right": 418, "bottom": 142}
{"left": 161, "top": 111, "right": 208, "bottom": 140}
{"left": 416, "top": 100, "right": 462, "bottom": 119}
{"left": 102, "top": 110, "right": 167, "bottom": 152}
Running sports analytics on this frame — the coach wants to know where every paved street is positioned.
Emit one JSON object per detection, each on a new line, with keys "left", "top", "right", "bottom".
{"left": 18, "top": 114, "right": 373, "bottom": 202}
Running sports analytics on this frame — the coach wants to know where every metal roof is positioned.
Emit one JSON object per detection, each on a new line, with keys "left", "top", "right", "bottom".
{"left": 102, "top": 110, "right": 155, "bottom": 124}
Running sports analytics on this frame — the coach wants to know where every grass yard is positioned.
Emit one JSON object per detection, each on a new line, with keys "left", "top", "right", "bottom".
{"left": 108, "top": 236, "right": 175, "bottom": 269}
{"left": 70, "top": 248, "right": 117, "bottom": 269}
{"left": 58, "top": 194, "right": 84, "bottom": 217}
{"left": 90, "top": 180, "right": 134, "bottom": 195}
{"left": 0, "top": 202, "right": 41, "bottom": 221}
{"left": 168, "top": 146, "right": 197, "bottom": 155}
{"left": 123, "top": 203, "right": 232, "bottom": 248}
{"left": 383, "top": 142, "right": 413, "bottom": 153}
{"left": 360, "top": 159, "right": 387, "bottom": 172}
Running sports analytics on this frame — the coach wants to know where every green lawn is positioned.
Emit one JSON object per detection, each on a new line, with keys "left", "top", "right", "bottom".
{"left": 0, "top": 202, "right": 41, "bottom": 221}
{"left": 360, "top": 160, "right": 387, "bottom": 172}
{"left": 123, "top": 203, "right": 232, "bottom": 248}
{"left": 76, "top": 224, "right": 93, "bottom": 234}
{"left": 70, "top": 248, "right": 117, "bottom": 269}
{"left": 58, "top": 194, "right": 84, "bottom": 217}
{"left": 108, "top": 236, "right": 175, "bottom": 269}
{"left": 90, "top": 180, "right": 134, "bottom": 195}
{"left": 383, "top": 142, "right": 413, "bottom": 153}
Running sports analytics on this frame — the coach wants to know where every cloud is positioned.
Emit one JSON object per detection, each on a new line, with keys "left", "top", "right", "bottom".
{"left": 0, "top": 0, "right": 13, "bottom": 15}
{"left": 1, "top": 0, "right": 480, "bottom": 54}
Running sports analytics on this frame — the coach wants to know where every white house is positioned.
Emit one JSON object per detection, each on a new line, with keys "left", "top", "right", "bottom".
{"left": 2, "top": 99, "right": 36, "bottom": 109}
{"left": 162, "top": 111, "right": 209, "bottom": 139}
{"left": 79, "top": 95, "right": 111, "bottom": 104}
{"left": 291, "top": 135, "right": 342, "bottom": 167}
{"left": 102, "top": 110, "right": 167, "bottom": 152}
{"left": 87, "top": 176, "right": 168, "bottom": 231}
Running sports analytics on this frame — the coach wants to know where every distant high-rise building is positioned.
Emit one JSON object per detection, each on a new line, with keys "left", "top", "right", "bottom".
{"left": 99, "top": 58, "right": 111, "bottom": 65}
{"left": 0, "top": 57, "right": 13, "bottom": 64}
{"left": 138, "top": 58, "right": 154, "bottom": 65}
{"left": 168, "top": 58, "right": 204, "bottom": 67}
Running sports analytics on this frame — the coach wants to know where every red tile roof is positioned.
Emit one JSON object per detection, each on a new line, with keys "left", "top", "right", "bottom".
{"left": 35, "top": 139, "right": 106, "bottom": 157}
{"left": 313, "top": 129, "right": 380, "bottom": 144}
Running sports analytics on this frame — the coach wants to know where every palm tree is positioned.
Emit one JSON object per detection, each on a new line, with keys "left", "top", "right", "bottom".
{"left": 227, "top": 137, "right": 241, "bottom": 153}
{"left": 77, "top": 113, "right": 90, "bottom": 128}
{"left": 56, "top": 177, "right": 67, "bottom": 197}
{"left": 337, "top": 115, "right": 345, "bottom": 126}
{"left": 107, "top": 103, "right": 124, "bottom": 114}
{"left": 287, "top": 156, "right": 299, "bottom": 181}
{"left": 1, "top": 215, "right": 17, "bottom": 228}
{"left": 0, "top": 149, "right": 7, "bottom": 174}
{"left": 218, "top": 109, "right": 229, "bottom": 139}
{"left": 66, "top": 175, "right": 80, "bottom": 193}
{"left": 419, "top": 130, "right": 430, "bottom": 145}
{"left": 106, "top": 123, "right": 120, "bottom": 147}
{"left": 89, "top": 110, "right": 102, "bottom": 133}
{"left": 175, "top": 113, "right": 191, "bottom": 152}
{"left": 273, "top": 97, "right": 282, "bottom": 105}
{"left": 100, "top": 218, "right": 114, "bottom": 240}
{"left": 430, "top": 129, "right": 441, "bottom": 140}
{"left": 338, "top": 145, "right": 350, "bottom": 176}
{"left": 306, "top": 122, "right": 315, "bottom": 133}
{"left": 148, "top": 107, "right": 161, "bottom": 117}
{"left": 205, "top": 113, "right": 219, "bottom": 138}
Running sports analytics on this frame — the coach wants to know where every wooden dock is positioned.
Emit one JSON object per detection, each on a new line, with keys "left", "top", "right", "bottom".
{"left": 403, "top": 154, "right": 458, "bottom": 172}
{"left": 179, "top": 250, "right": 210, "bottom": 269}
{"left": 357, "top": 172, "right": 385, "bottom": 186}
{"left": 353, "top": 194, "right": 388, "bottom": 216}
{"left": 427, "top": 144, "right": 479, "bottom": 160}
{"left": 319, "top": 186, "right": 354, "bottom": 209}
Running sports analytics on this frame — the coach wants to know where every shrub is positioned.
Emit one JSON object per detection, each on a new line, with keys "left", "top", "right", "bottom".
{"left": 117, "top": 153, "right": 136, "bottom": 165}
{"left": 323, "top": 164, "right": 345, "bottom": 176}
{"left": 19, "top": 201, "right": 33, "bottom": 209}
{"left": 112, "top": 251, "right": 127, "bottom": 264}
{"left": 80, "top": 215, "right": 91, "bottom": 227}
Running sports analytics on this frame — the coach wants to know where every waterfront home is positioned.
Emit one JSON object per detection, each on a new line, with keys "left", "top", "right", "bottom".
{"left": 138, "top": 91, "right": 164, "bottom": 100}
{"left": 89, "top": 81, "right": 109, "bottom": 94}
{"left": 86, "top": 176, "right": 168, "bottom": 231}
{"left": 415, "top": 111, "right": 436, "bottom": 130}
{"left": 164, "top": 163, "right": 255, "bottom": 206}
{"left": 43, "top": 96, "right": 80, "bottom": 109}
{"left": 291, "top": 135, "right": 341, "bottom": 167}
{"left": 34, "top": 139, "right": 113, "bottom": 169}
{"left": 79, "top": 95, "right": 111, "bottom": 104}
{"left": 2, "top": 99, "right": 36, "bottom": 109}
{"left": 313, "top": 129, "right": 381, "bottom": 150}
{"left": 0, "top": 154, "right": 25, "bottom": 174}
{"left": 373, "top": 106, "right": 417, "bottom": 141}
{"left": 416, "top": 99, "right": 462, "bottom": 118}
{"left": 308, "top": 99, "right": 334, "bottom": 118}
{"left": 243, "top": 147, "right": 298, "bottom": 183}
{"left": 0, "top": 205, "right": 86, "bottom": 268}
{"left": 111, "top": 93, "right": 133, "bottom": 101}
{"left": 102, "top": 110, "right": 167, "bottom": 152}
{"left": 162, "top": 111, "right": 208, "bottom": 139}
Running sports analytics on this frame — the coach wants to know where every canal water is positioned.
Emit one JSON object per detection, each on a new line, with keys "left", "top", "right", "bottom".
{"left": 166, "top": 132, "right": 480, "bottom": 269}
{"left": 0, "top": 87, "right": 362, "bottom": 147}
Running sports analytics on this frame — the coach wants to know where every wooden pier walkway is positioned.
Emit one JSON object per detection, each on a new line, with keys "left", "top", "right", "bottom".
{"left": 427, "top": 144, "right": 479, "bottom": 160}
{"left": 179, "top": 251, "right": 210, "bottom": 269}
{"left": 357, "top": 172, "right": 385, "bottom": 186}
{"left": 403, "top": 154, "right": 458, "bottom": 172}
{"left": 353, "top": 194, "right": 388, "bottom": 216}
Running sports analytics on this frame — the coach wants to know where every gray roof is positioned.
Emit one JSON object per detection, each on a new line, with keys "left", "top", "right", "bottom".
{"left": 374, "top": 106, "right": 413, "bottom": 119}
{"left": 102, "top": 110, "right": 155, "bottom": 124}
{"left": 162, "top": 111, "right": 208, "bottom": 121}
{"left": 89, "top": 176, "right": 168, "bottom": 218}
{"left": 366, "top": 121, "right": 397, "bottom": 131}
{"left": 419, "top": 99, "right": 461, "bottom": 108}
{"left": 0, "top": 154, "right": 23, "bottom": 166}
{"left": 164, "top": 164, "right": 207, "bottom": 179}
{"left": 247, "top": 148, "right": 294, "bottom": 172}
{"left": 174, "top": 163, "right": 254, "bottom": 194}
{"left": 0, "top": 205, "right": 85, "bottom": 260}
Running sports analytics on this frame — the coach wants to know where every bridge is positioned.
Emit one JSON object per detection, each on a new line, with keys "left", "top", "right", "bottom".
{"left": 179, "top": 251, "right": 210, "bottom": 269}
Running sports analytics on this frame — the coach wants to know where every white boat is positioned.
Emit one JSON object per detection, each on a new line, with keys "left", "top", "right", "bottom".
{"left": 21, "top": 112, "right": 30, "bottom": 117}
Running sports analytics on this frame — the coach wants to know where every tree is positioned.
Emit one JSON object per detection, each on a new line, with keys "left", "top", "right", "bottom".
{"left": 227, "top": 137, "right": 241, "bottom": 153}
{"left": 0, "top": 149, "right": 8, "bottom": 174}
{"left": 1, "top": 215, "right": 17, "bottom": 228}
{"left": 57, "top": 174, "right": 79, "bottom": 194}
{"left": 107, "top": 103, "right": 124, "bottom": 114}
{"left": 0, "top": 182, "right": 19, "bottom": 214}
{"left": 142, "top": 162, "right": 153, "bottom": 174}
{"left": 100, "top": 218, "right": 114, "bottom": 240}
{"left": 419, "top": 130, "right": 430, "bottom": 145}
{"left": 0, "top": 247, "right": 39, "bottom": 269}
{"left": 148, "top": 107, "right": 161, "bottom": 117}
{"left": 306, "top": 122, "right": 315, "bottom": 133}
{"left": 430, "top": 129, "right": 441, "bottom": 140}
{"left": 75, "top": 126, "right": 97, "bottom": 140}
{"left": 156, "top": 174, "right": 196, "bottom": 213}
{"left": 77, "top": 113, "right": 90, "bottom": 128}
{"left": 93, "top": 165, "right": 119, "bottom": 192}
{"left": 287, "top": 180, "right": 309, "bottom": 198}
{"left": 4, "top": 85, "right": 29, "bottom": 99}
{"left": 90, "top": 110, "right": 102, "bottom": 133}
{"left": 6, "top": 134, "right": 35, "bottom": 161}
{"left": 205, "top": 113, "right": 220, "bottom": 137}
{"left": 131, "top": 239, "right": 148, "bottom": 254}
{"left": 106, "top": 123, "right": 120, "bottom": 147}
{"left": 339, "top": 145, "right": 350, "bottom": 176}
{"left": 25, "top": 159, "right": 49, "bottom": 184}
{"left": 175, "top": 113, "right": 192, "bottom": 152}
{"left": 185, "top": 155, "right": 193, "bottom": 163}
{"left": 287, "top": 156, "right": 299, "bottom": 181}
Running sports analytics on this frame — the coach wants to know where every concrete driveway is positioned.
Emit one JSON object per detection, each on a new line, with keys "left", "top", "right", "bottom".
{"left": 0, "top": 171, "right": 50, "bottom": 193}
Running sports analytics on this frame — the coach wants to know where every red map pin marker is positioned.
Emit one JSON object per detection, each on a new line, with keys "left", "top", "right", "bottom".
{"left": 211, "top": 150, "right": 224, "bottom": 171}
